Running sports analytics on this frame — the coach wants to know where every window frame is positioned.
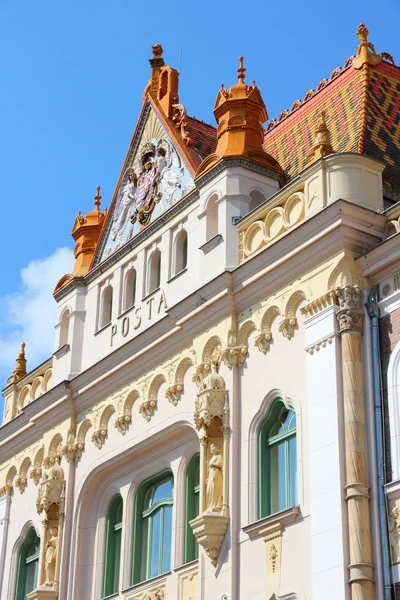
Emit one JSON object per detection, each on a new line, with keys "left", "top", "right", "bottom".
{"left": 132, "top": 469, "right": 174, "bottom": 585}
{"left": 259, "top": 399, "right": 297, "bottom": 518}
{"left": 15, "top": 528, "right": 40, "bottom": 600}
{"left": 184, "top": 453, "right": 200, "bottom": 564}
{"left": 103, "top": 494, "right": 123, "bottom": 598}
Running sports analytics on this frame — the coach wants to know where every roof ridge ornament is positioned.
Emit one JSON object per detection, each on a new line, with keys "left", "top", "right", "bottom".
{"left": 352, "top": 23, "right": 382, "bottom": 69}
{"left": 306, "top": 110, "right": 334, "bottom": 163}
{"left": 94, "top": 186, "right": 102, "bottom": 210}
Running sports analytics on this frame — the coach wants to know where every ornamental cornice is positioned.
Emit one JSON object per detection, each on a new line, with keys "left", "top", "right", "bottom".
{"left": 300, "top": 291, "right": 337, "bottom": 319}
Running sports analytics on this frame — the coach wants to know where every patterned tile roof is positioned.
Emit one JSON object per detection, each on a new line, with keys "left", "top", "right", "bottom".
{"left": 263, "top": 59, "right": 400, "bottom": 199}
{"left": 186, "top": 116, "right": 217, "bottom": 160}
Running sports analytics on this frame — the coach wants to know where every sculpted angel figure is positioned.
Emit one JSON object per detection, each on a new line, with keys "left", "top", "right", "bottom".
{"left": 111, "top": 168, "right": 137, "bottom": 243}
{"left": 44, "top": 527, "right": 58, "bottom": 586}
{"left": 156, "top": 140, "right": 183, "bottom": 207}
{"left": 206, "top": 443, "right": 223, "bottom": 512}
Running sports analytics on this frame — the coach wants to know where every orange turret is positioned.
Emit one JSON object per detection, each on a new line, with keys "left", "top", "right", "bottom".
{"left": 71, "top": 186, "right": 106, "bottom": 276}
{"left": 196, "top": 57, "right": 282, "bottom": 178}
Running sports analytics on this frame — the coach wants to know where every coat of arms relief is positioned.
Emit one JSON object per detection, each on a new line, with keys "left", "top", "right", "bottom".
{"left": 102, "top": 109, "right": 195, "bottom": 259}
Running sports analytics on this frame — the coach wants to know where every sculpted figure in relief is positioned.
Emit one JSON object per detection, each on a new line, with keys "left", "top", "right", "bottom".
{"left": 206, "top": 444, "right": 223, "bottom": 512}
{"left": 45, "top": 527, "right": 58, "bottom": 586}
{"left": 111, "top": 168, "right": 138, "bottom": 244}
{"left": 390, "top": 506, "right": 400, "bottom": 563}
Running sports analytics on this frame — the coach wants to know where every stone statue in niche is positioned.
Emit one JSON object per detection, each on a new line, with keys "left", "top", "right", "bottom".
{"left": 390, "top": 506, "right": 400, "bottom": 563}
{"left": 206, "top": 444, "right": 223, "bottom": 512}
{"left": 44, "top": 527, "right": 58, "bottom": 586}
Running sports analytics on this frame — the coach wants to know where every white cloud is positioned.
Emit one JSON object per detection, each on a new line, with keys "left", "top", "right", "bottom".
{"left": 0, "top": 247, "right": 74, "bottom": 387}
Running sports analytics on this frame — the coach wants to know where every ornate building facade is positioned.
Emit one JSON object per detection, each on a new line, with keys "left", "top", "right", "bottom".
{"left": 1, "top": 24, "right": 400, "bottom": 600}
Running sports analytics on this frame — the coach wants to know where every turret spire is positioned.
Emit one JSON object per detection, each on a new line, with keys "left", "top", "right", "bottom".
{"left": 7, "top": 343, "right": 27, "bottom": 384}
{"left": 306, "top": 110, "right": 334, "bottom": 163}
{"left": 352, "top": 23, "right": 382, "bottom": 69}
{"left": 237, "top": 56, "right": 246, "bottom": 84}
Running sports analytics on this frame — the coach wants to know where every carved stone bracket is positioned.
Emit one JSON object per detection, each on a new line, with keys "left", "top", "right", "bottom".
{"left": 165, "top": 384, "right": 183, "bottom": 406}
{"left": 192, "top": 363, "right": 210, "bottom": 390}
{"left": 61, "top": 443, "right": 84, "bottom": 462}
{"left": 255, "top": 332, "right": 272, "bottom": 353}
{"left": 335, "top": 286, "right": 363, "bottom": 334}
{"left": 139, "top": 399, "right": 157, "bottom": 422}
{"left": 91, "top": 429, "right": 107, "bottom": 449}
{"left": 0, "top": 484, "right": 13, "bottom": 498}
{"left": 221, "top": 345, "right": 248, "bottom": 368}
{"left": 279, "top": 317, "right": 297, "bottom": 339}
{"left": 30, "top": 468, "right": 42, "bottom": 486}
{"left": 115, "top": 414, "right": 132, "bottom": 435}
{"left": 261, "top": 523, "right": 283, "bottom": 599}
{"left": 14, "top": 476, "right": 27, "bottom": 494}
{"left": 190, "top": 513, "right": 229, "bottom": 566}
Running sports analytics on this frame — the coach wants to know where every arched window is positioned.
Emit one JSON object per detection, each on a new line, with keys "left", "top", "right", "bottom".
{"left": 259, "top": 400, "right": 297, "bottom": 518}
{"left": 184, "top": 454, "right": 200, "bottom": 563}
{"left": 206, "top": 194, "right": 218, "bottom": 240}
{"left": 249, "top": 190, "right": 266, "bottom": 213}
{"left": 15, "top": 528, "right": 40, "bottom": 600}
{"left": 59, "top": 309, "right": 70, "bottom": 347}
{"left": 148, "top": 250, "right": 161, "bottom": 294}
{"left": 173, "top": 230, "right": 188, "bottom": 276}
{"left": 103, "top": 495, "right": 123, "bottom": 597}
{"left": 100, "top": 285, "right": 113, "bottom": 328}
{"left": 123, "top": 268, "right": 136, "bottom": 311}
{"left": 133, "top": 471, "right": 173, "bottom": 584}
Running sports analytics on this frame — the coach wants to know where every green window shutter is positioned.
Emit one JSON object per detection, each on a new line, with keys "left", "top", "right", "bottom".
{"left": 103, "top": 495, "right": 123, "bottom": 597}
{"left": 259, "top": 400, "right": 297, "bottom": 518}
{"left": 184, "top": 453, "right": 200, "bottom": 564}
{"left": 132, "top": 470, "right": 173, "bottom": 585}
{"left": 15, "top": 528, "right": 40, "bottom": 600}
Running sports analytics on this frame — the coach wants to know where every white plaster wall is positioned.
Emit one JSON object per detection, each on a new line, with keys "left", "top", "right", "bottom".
{"left": 239, "top": 315, "right": 311, "bottom": 600}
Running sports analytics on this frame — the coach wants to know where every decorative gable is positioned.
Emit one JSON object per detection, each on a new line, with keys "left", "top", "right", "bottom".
{"left": 96, "top": 104, "right": 195, "bottom": 263}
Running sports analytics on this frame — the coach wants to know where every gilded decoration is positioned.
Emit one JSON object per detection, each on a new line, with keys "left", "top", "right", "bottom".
{"left": 101, "top": 108, "right": 195, "bottom": 260}
{"left": 7, "top": 342, "right": 27, "bottom": 384}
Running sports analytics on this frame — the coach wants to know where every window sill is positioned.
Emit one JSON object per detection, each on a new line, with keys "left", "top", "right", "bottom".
{"left": 199, "top": 234, "right": 223, "bottom": 255}
{"left": 167, "top": 267, "right": 187, "bottom": 283}
{"left": 53, "top": 344, "right": 70, "bottom": 359}
{"left": 142, "top": 287, "right": 160, "bottom": 302}
{"left": 102, "top": 593, "right": 119, "bottom": 600}
{"left": 118, "top": 304, "right": 136, "bottom": 319}
{"left": 122, "top": 573, "right": 170, "bottom": 597}
{"left": 243, "top": 506, "right": 300, "bottom": 538}
{"left": 174, "top": 559, "right": 199, "bottom": 573}
{"left": 94, "top": 321, "right": 112, "bottom": 336}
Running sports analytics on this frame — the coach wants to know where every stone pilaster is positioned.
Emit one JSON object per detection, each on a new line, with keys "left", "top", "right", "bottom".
{"left": 336, "top": 285, "right": 374, "bottom": 599}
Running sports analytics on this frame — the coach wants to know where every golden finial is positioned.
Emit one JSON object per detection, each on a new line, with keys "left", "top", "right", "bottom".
{"left": 94, "top": 186, "right": 102, "bottom": 210}
{"left": 353, "top": 23, "right": 382, "bottom": 69}
{"left": 237, "top": 56, "right": 246, "bottom": 84}
{"left": 306, "top": 110, "right": 334, "bottom": 163}
{"left": 7, "top": 343, "right": 27, "bottom": 384}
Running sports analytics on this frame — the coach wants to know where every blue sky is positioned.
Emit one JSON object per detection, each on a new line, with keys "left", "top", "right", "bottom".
{"left": 0, "top": 0, "right": 399, "bottom": 398}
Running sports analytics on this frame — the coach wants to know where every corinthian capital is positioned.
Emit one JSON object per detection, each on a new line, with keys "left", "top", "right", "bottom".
{"left": 335, "top": 286, "right": 364, "bottom": 334}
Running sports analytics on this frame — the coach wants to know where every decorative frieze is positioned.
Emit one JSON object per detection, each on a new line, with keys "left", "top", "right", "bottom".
{"left": 300, "top": 291, "right": 336, "bottom": 318}
{"left": 126, "top": 581, "right": 166, "bottom": 600}
{"left": 306, "top": 336, "right": 333, "bottom": 355}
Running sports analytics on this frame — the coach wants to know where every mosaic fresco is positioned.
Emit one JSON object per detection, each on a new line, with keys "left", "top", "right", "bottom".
{"left": 100, "top": 109, "right": 195, "bottom": 260}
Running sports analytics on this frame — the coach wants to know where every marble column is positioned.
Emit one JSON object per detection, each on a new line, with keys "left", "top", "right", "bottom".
{"left": 336, "top": 285, "right": 374, "bottom": 599}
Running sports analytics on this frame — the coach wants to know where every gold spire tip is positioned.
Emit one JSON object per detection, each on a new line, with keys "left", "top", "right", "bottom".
{"left": 237, "top": 56, "right": 246, "bottom": 83}
{"left": 357, "top": 23, "right": 369, "bottom": 43}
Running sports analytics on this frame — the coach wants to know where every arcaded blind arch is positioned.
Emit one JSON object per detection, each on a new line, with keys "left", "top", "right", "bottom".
{"left": 15, "top": 528, "right": 40, "bottom": 600}
{"left": 123, "top": 268, "right": 136, "bottom": 311}
{"left": 132, "top": 470, "right": 173, "bottom": 584}
{"left": 100, "top": 285, "right": 113, "bottom": 328}
{"left": 148, "top": 249, "right": 161, "bottom": 294}
{"left": 173, "top": 229, "right": 188, "bottom": 275}
{"left": 259, "top": 399, "right": 297, "bottom": 517}
{"left": 59, "top": 309, "right": 70, "bottom": 347}
{"left": 103, "top": 495, "right": 123, "bottom": 597}
{"left": 206, "top": 193, "right": 219, "bottom": 240}
{"left": 249, "top": 189, "right": 266, "bottom": 213}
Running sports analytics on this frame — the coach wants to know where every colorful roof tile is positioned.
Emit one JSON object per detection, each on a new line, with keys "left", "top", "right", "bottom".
{"left": 186, "top": 116, "right": 217, "bottom": 160}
